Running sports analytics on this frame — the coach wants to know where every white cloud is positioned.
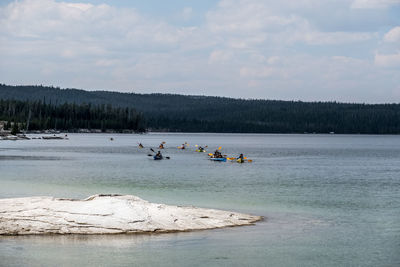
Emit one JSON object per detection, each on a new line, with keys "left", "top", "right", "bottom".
{"left": 0, "top": 0, "right": 399, "bottom": 102}
{"left": 375, "top": 52, "right": 400, "bottom": 67}
{"left": 65, "top": 3, "right": 94, "bottom": 11}
{"left": 208, "top": 50, "right": 232, "bottom": 64}
{"left": 384, "top": 26, "right": 400, "bottom": 43}
{"left": 288, "top": 29, "right": 373, "bottom": 45}
{"left": 240, "top": 66, "right": 280, "bottom": 78}
{"left": 206, "top": 0, "right": 374, "bottom": 47}
{"left": 351, "top": 0, "right": 400, "bottom": 9}
{"left": 267, "top": 56, "right": 280, "bottom": 65}
{"left": 182, "top": 7, "right": 193, "bottom": 21}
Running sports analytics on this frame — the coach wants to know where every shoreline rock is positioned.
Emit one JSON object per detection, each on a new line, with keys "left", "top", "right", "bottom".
{"left": 0, "top": 194, "right": 262, "bottom": 235}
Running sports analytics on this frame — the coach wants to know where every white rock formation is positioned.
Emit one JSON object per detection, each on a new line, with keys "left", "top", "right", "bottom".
{"left": 0, "top": 194, "right": 261, "bottom": 235}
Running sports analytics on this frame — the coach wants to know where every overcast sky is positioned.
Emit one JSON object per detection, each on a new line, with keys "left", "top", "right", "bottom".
{"left": 0, "top": 0, "right": 399, "bottom": 103}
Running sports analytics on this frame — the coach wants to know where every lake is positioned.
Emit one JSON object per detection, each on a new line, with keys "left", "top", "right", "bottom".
{"left": 0, "top": 133, "right": 399, "bottom": 266}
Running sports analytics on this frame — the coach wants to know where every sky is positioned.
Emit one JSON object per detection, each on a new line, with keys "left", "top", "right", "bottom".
{"left": 0, "top": 0, "right": 399, "bottom": 103}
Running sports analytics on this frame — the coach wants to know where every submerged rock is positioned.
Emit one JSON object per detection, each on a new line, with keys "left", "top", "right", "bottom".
{"left": 0, "top": 194, "right": 261, "bottom": 235}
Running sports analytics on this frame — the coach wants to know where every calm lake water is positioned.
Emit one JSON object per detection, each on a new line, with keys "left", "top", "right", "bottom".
{"left": 0, "top": 133, "right": 399, "bottom": 267}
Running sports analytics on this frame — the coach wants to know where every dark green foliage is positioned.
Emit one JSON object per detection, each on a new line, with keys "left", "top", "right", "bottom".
{"left": 4, "top": 120, "right": 11, "bottom": 130}
{"left": 11, "top": 120, "right": 19, "bottom": 135}
{"left": 0, "top": 98, "right": 145, "bottom": 132}
{"left": 0, "top": 84, "right": 399, "bottom": 134}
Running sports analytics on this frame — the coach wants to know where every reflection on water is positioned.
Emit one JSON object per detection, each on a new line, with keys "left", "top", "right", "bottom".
{"left": 0, "top": 133, "right": 399, "bottom": 266}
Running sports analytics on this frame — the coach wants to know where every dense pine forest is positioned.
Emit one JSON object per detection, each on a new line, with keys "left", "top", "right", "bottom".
{"left": 0, "top": 99, "right": 145, "bottom": 133}
{"left": 1, "top": 84, "right": 400, "bottom": 134}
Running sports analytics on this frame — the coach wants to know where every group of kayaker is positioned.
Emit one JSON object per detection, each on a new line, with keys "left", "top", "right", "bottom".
{"left": 140, "top": 141, "right": 250, "bottom": 162}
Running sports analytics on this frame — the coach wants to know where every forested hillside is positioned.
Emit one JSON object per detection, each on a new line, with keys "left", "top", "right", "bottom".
{"left": 1, "top": 84, "right": 400, "bottom": 134}
{"left": 0, "top": 99, "right": 145, "bottom": 133}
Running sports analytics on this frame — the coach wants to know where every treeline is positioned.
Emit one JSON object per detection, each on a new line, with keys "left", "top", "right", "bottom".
{"left": 1, "top": 84, "right": 400, "bottom": 134}
{"left": 0, "top": 99, "right": 145, "bottom": 133}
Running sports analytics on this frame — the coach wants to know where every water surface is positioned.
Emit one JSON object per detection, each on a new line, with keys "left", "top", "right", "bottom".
{"left": 0, "top": 133, "right": 399, "bottom": 266}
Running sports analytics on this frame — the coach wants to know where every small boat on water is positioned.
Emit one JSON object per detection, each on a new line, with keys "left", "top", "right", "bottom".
{"left": 42, "top": 135, "right": 66, "bottom": 140}
{"left": 153, "top": 155, "right": 171, "bottom": 160}
{"left": 209, "top": 157, "right": 227, "bottom": 162}
{"left": 229, "top": 158, "right": 252, "bottom": 163}
{"left": 1, "top": 136, "right": 18, "bottom": 141}
{"left": 1, "top": 134, "right": 30, "bottom": 141}
{"left": 153, "top": 155, "right": 163, "bottom": 160}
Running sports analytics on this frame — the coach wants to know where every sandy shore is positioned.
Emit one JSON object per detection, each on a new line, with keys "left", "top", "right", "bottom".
{"left": 0, "top": 194, "right": 261, "bottom": 235}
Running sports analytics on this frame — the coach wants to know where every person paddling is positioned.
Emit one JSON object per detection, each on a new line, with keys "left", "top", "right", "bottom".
{"left": 154, "top": 151, "right": 163, "bottom": 160}
{"left": 159, "top": 143, "right": 164, "bottom": 149}
{"left": 237, "top": 153, "right": 244, "bottom": 163}
{"left": 138, "top": 143, "right": 144, "bottom": 149}
{"left": 213, "top": 150, "right": 223, "bottom": 158}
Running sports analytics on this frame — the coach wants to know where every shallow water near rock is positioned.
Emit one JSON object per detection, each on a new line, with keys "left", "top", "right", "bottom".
{"left": 0, "top": 133, "right": 399, "bottom": 266}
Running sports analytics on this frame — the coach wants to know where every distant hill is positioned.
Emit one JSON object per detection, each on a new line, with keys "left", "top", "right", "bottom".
{"left": 1, "top": 84, "right": 400, "bottom": 134}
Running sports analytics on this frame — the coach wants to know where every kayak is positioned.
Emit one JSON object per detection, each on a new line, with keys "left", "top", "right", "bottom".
{"left": 237, "top": 158, "right": 244, "bottom": 163}
{"left": 153, "top": 156, "right": 163, "bottom": 160}
{"left": 209, "top": 157, "right": 226, "bottom": 162}
{"left": 196, "top": 149, "right": 206, "bottom": 153}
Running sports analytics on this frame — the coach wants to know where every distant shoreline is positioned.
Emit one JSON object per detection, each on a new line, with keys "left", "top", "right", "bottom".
{"left": 2, "top": 84, "right": 400, "bottom": 135}
{"left": 1, "top": 131, "right": 399, "bottom": 141}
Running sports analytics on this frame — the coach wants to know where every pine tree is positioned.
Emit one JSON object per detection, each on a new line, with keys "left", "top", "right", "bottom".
{"left": 11, "top": 120, "right": 19, "bottom": 135}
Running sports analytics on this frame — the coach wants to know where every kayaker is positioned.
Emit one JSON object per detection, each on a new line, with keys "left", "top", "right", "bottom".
{"left": 237, "top": 153, "right": 244, "bottom": 161}
{"left": 159, "top": 143, "right": 164, "bottom": 149}
{"left": 138, "top": 143, "right": 144, "bottom": 148}
{"left": 213, "top": 150, "right": 223, "bottom": 158}
{"left": 155, "top": 151, "right": 163, "bottom": 160}
{"left": 213, "top": 150, "right": 218, "bottom": 157}
{"left": 181, "top": 144, "right": 186, "bottom": 149}
{"left": 198, "top": 146, "right": 204, "bottom": 152}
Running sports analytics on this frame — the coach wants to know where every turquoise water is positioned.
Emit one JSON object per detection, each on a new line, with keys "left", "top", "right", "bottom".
{"left": 0, "top": 133, "right": 399, "bottom": 266}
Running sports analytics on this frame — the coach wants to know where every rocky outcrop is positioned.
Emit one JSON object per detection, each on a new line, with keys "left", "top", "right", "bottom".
{"left": 0, "top": 194, "right": 261, "bottom": 235}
